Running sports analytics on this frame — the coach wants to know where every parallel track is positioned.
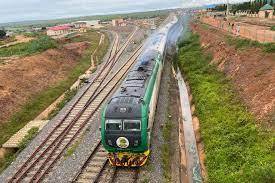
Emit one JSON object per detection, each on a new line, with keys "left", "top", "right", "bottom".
{"left": 72, "top": 45, "right": 144, "bottom": 183}
{"left": 8, "top": 28, "right": 138, "bottom": 183}
{"left": 110, "top": 167, "right": 139, "bottom": 183}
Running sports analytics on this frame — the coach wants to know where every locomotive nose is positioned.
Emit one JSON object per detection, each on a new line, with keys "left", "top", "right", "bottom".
{"left": 116, "top": 137, "right": 130, "bottom": 148}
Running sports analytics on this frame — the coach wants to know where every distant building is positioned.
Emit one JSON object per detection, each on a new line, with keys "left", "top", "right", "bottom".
{"left": 73, "top": 21, "right": 87, "bottom": 28}
{"left": 6, "top": 31, "right": 14, "bottom": 37}
{"left": 86, "top": 20, "right": 100, "bottom": 27}
{"left": 258, "top": 4, "right": 274, "bottom": 19}
{"left": 46, "top": 25, "right": 71, "bottom": 36}
{"left": 79, "top": 27, "right": 87, "bottom": 33}
{"left": 112, "top": 19, "right": 125, "bottom": 26}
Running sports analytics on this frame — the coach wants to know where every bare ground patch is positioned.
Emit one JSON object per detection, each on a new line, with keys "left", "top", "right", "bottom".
{"left": 0, "top": 42, "right": 90, "bottom": 124}
{"left": 191, "top": 22, "right": 275, "bottom": 124}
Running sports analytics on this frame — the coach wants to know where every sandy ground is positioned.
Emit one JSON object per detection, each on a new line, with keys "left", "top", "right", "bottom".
{"left": 192, "top": 22, "right": 275, "bottom": 124}
{"left": 0, "top": 42, "right": 90, "bottom": 123}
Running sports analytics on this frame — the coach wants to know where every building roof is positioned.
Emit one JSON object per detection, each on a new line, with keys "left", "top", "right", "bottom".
{"left": 260, "top": 4, "right": 274, "bottom": 11}
{"left": 48, "top": 25, "right": 71, "bottom": 31}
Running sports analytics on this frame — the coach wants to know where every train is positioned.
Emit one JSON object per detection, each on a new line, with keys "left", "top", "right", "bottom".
{"left": 101, "top": 16, "right": 180, "bottom": 167}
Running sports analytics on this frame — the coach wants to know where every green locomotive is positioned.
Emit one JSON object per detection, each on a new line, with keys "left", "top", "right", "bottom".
{"left": 101, "top": 17, "right": 179, "bottom": 167}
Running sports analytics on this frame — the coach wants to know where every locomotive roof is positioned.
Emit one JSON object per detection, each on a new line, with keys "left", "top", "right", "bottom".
{"left": 105, "top": 49, "right": 160, "bottom": 118}
{"left": 113, "top": 49, "right": 159, "bottom": 100}
{"left": 104, "top": 16, "right": 179, "bottom": 119}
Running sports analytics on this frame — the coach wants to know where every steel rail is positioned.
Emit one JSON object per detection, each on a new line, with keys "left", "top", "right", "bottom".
{"left": 33, "top": 45, "right": 143, "bottom": 182}
{"left": 8, "top": 29, "right": 137, "bottom": 183}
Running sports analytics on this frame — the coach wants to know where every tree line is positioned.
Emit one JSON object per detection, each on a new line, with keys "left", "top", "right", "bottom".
{"left": 211, "top": 0, "right": 274, "bottom": 13}
{"left": 0, "top": 30, "right": 6, "bottom": 39}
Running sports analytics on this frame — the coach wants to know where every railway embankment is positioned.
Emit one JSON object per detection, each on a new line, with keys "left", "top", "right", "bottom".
{"left": 177, "top": 32, "right": 274, "bottom": 182}
{"left": 191, "top": 22, "right": 275, "bottom": 123}
{"left": 0, "top": 30, "right": 109, "bottom": 173}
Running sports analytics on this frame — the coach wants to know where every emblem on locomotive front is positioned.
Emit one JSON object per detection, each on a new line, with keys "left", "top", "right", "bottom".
{"left": 116, "top": 137, "right": 129, "bottom": 148}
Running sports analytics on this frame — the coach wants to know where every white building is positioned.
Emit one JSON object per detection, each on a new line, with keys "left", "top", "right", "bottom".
{"left": 46, "top": 25, "right": 71, "bottom": 36}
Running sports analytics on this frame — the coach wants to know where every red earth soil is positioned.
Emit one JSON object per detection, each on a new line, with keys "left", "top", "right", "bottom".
{"left": 191, "top": 23, "right": 275, "bottom": 124}
{"left": 0, "top": 42, "right": 90, "bottom": 123}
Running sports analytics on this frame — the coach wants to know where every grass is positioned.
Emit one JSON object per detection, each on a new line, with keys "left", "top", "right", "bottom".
{"left": 161, "top": 114, "right": 174, "bottom": 182}
{"left": 177, "top": 33, "right": 274, "bottom": 183}
{"left": 65, "top": 140, "right": 81, "bottom": 157}
{"left": 0, "top": 35, "right": 57, "bottom": 57}
{"left": 0, "top": 36, "right": 16, "bottom": 46}
{"left": 46, "top": 89, "right": 77, "bottom": 120}
{"left": 226, "top": 35, "right": 275, "bottom": 53}
{"left": 0, "top": 127, "right": 39, "bottom": 173}
{"left": 0, "top": 30, "right": 109, "bottom": 173}
{"left": 271, "top": 26, "right": 275, "bottom": 31}
{"left": 18, "top": 127, "right": 39, "bottom": 150}
{"left": 0, "top": 30, "right": 107, "bottom": 146}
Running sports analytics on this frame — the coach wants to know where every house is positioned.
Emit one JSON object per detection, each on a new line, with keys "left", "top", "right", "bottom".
{"left": 73, "top": 21, "right": 87, "bottom": 28}
{"left": 112, "top": 19, "right": 125, "bottom": 26}
{"left": 86, "top": 20, "right": 100, "bottom": 27}
{"left": 46, "top": 25, "right": 71, "bottom": 36}
{"left": 258, "top": 4, "right": 274, "bottom": 19}
{"left": 79, "top": 27, "right": 87, "bottom": 33}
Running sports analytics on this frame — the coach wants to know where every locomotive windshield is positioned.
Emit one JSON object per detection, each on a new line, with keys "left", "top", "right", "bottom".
{"left": 105, "top": 119, "right": 141, "bottom": 131}
{"left": 123, "top": 120, "right": 141, "bottom": 131}
{"left": 105, "top": 119, "right": 122, "bottom": 131}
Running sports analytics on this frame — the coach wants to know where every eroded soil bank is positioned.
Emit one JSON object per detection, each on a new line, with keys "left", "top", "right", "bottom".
{"left": 0, "top": 42, "right": 90, "bottom": 124}
{"left": 191, "top": 22, "right": 275, "bottom": 125}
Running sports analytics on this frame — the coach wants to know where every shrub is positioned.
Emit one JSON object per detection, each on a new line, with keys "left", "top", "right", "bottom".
{"left": 0, "top": 35, "right": 57, "bottom": 57}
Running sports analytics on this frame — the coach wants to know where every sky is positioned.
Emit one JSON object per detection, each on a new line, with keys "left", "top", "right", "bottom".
{"left": 0, "top": 0, "right": 248, "bottom": 24}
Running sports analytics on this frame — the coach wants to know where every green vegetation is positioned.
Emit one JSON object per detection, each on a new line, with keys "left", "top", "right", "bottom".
{"left": 0, "top": 36, "right": 16, "bottom": 46}
{"left": 211, "top": 0, "right": 274, "bottom": 13}
{"left": 271, "top": 26, "right": 275, "bottom": 31}
{"left": 0, "top": 35, "right": 57, "bottom": 57}
{"left": 1, "top": 9, "right": 169, "bottom": 29}
{"left": 0, "top": 127, "right": 39, "bottom": 173}
{"left": 177, "top": 33, "right": 274, "bottom": 182}
{"left": 18, "top": 127, "right": 39, "bottom": 150}
{"left": 226, "top": 35, "right": 275, "bottom": 53}
{"left": 0, "top": 30, "right": 106, "bottom": 146}
{"left": 161, "top": 115, "right": 173, "bottom": 182}
{"left": 0, "top": 30, "right": 109, "bottom": 173}
{"left": 0, "top": 151, "right": 16, "bottom": 173}
{"left": 65, "top": 140, "right": 81, "bottom": 157}
{"left": 23, "top": 32, "right": 42, "bottom": 38}
{"left": 70, "top": 30, "right": 109, "bottom": 65}
{"left": 0, "top": 30, "right": 6, "bottom": 38}
{"left": 47, "top": 89, "right": 77, "bottom": 120}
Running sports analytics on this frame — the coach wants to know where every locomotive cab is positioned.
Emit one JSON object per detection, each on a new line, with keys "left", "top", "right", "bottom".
{"left": 101, "top": 97, "right": 149, "bottom": 152}
{"left": 101, "top": 96, "right": 150, "bottom": 166}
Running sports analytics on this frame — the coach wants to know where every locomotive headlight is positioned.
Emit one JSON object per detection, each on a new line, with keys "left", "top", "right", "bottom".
{"left": 107, "top": 139, "right": 113, "bottom": 146}
{"left": 134, "top": 140, "right": 139, "bottom": 146}
{"left": 116, "top": 137, "right": 129, "bottom": 148}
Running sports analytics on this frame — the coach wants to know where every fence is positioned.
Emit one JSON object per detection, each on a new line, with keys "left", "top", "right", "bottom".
{"left": 200, "top": 17, "right": 275, "bottom": 43}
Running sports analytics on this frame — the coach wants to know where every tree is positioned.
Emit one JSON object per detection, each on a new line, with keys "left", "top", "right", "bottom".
{"left": 0, "top": 30, "right": 6, "bottom": 38}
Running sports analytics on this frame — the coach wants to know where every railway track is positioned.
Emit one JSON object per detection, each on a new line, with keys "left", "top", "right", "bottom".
{"left": 72, "top": 44, "right": 144, "bottom": 183}
{"left": 73, "top": 141, "right": 140, "bottom": 183}
{"left": 8, "top": 28, "right": 138, "bottom": 183}
{"left": 111, "top": 167, "right": 139, "bottom": 183}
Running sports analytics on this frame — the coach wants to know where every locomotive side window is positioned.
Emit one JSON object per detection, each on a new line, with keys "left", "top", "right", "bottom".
{"left": 105, "top": 120, "right": 122, "bottom": 131}
{"left": 123, "top": 120, "right": 141, "bottom": 131}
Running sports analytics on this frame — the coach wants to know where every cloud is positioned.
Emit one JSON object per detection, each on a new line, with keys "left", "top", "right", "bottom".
{"left": 0, "top": 0, "right": 249, "bottom": 23}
